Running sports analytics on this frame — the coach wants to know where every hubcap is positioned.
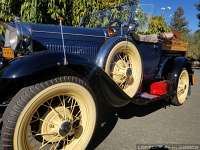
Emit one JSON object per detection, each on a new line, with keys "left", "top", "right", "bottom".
{"left": 59, "top": 121, "right": 72, "bottom": 137}
{"left": 111, "top": 52, "right": 134, "bottom": 89}
{"left": 126, "top": 68, "right": 132, "bottom": 77}
{"left": 40, "top": 105, "right": 74, "bottom": 143}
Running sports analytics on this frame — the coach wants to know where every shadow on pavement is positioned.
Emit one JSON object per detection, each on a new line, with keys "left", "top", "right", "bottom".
{"left": 87, "top": 112, "right": 118, "bottom": 150}
{"left": 117, "top": 100, "right": 169, "bottom": 119}
{"left": 88, "top": 100, "right": 169, "bottom": 149}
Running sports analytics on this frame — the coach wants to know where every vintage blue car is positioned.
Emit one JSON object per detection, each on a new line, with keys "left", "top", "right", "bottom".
{"left": 0, "top": 2, "right": 195, "bottom": 150}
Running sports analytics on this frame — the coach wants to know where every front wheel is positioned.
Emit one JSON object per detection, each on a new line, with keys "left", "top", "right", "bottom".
{"left": 2, "top": 76, "right": 97, "bottom": 150}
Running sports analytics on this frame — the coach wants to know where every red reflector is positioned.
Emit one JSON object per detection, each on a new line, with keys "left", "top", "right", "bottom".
{"left": 150, "top": 81, "right": 168, "bottom": 96}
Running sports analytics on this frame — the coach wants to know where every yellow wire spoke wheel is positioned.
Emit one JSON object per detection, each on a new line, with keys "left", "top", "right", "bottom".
{"left": 2, "top": 77, "right": 96, "bottom": 150}
{"left": 105, "top": 41, "right": 142, "bottom": 98}
{"left": 176, "top": 69, "right": 190, "bottom": 104}
{"left": 170, "top": 69, "right": 190, "bottom": 106}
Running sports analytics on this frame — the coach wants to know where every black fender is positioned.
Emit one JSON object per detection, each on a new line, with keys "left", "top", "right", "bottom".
{"left": 94, "top": 69, "right": 131, "bottom": 107}
{"left": 96, "top": 36, "right": 133, "bottom": 69}
{"left": 170, "top": 57, "right": 193, "bottom": 81}
{"left": 0, "top": 51, "right": 93, "bottom": 79}
{"left": 157, "top": 56, "right": 193, "bottom": 79}
{"left": 95, "top": 36, "right": 141, "bottom": 106}
{"left": 166, "top": 57, "right": 193, "bottom": 94}
{"left": 0, "top": 51, "right": 131, "bottom": 107}
{"left": 0, "top": 51, "right": 92, "bottom": 104}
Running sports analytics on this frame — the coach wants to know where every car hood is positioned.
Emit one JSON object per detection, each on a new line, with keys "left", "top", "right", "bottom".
{"left": 30, "top": 23, "right": 106, "bottom": 39}
{"left": 27, "top": 23, "right": 107, "bottom": 60}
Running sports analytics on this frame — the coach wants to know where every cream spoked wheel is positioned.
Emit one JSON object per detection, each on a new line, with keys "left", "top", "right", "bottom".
{"left": 2, "top": 77, "right": 96, "bottom": 150}
{"left": 105, "top": 41, "right": 142, "bottom": 98}
{"left": 176, "top": 69, "right": 190, "bottom": 104}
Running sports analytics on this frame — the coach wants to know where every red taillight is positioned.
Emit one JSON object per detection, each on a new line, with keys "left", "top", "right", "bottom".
{"left": 150, "top": 81, "right": 168, "bottom": 96}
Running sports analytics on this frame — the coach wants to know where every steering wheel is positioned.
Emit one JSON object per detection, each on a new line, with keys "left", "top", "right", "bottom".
{"left": 108, "top": 19, "right": 122, "bottom": 28}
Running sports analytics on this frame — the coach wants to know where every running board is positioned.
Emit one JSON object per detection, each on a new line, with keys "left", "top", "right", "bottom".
{"left": 132, "top": 92, "right": 164, "bottom": 105}
{"left": 140, "top": 92, "right": 160, "bottom": 100}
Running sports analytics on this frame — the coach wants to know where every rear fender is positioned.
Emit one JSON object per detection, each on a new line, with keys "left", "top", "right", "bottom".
{"left": 167, "top": 57, "right": 193, "bottom": 94}
{"left": 170, "top": 57, "right": 193, "bottom": 82}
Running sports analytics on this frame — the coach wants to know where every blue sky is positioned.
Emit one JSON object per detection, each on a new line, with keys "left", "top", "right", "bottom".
{"left": 141, "top": 0, "right": 199, "bottom": 32}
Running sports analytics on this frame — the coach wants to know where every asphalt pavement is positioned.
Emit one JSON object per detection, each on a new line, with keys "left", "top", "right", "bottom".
{"left": 1, "top": 70, "right": 200, "bottom": 150}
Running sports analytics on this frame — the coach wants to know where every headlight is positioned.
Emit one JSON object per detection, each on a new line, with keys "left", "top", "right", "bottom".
{"left": 4, "top": 28, "right": 19, "bottom": 50}
{"left": 3, "top": 22, "right": 32, "bottom": 52}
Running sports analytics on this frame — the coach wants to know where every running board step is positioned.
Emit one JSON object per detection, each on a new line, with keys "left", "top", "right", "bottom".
{"left": 140, "top": 92, "right": 160, "bottom": 100}
{"left": 132, "top": 92, "right": 163, "bottom": 105}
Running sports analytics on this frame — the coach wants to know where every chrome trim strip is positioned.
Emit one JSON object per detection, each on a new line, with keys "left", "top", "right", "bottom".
{"left": 32, "top": 30, "right": 105, "bottom": 38}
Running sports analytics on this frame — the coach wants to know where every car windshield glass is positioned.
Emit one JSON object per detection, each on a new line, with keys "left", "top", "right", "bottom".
{"left": 81, "top": 3, "right": 154, "bottom": 31}
{"left": 135, "top": 4, "right": 154, "bottom": 33}
{"left": 81, "top": 3, "right": 134, "bottom": 28}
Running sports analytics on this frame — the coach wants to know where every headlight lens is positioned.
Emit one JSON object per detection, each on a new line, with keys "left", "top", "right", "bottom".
{"left": 4, "top": 29, "right": 18, "bottom": 50}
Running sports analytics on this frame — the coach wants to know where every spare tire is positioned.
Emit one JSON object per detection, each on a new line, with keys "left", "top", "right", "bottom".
{"left": 105, "top": 41, "right": 142, "bottom": 98}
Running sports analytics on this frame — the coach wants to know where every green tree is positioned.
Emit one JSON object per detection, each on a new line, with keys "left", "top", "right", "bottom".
{"left": 146, "top": 16, "right": 171, "bottom": 34}
{"left": 188, "top": 30, "right": 200, "bottom": 59}
{"left": 72, "top": 0, "right": 127, "bottom": 26}
{"left": 135, "top": 6, "right": 149, "bottom": 33}
{"left": 0, "top": 0, "right": 128, "bottom": 26}
{"left": 170, "top": 7, "right": 189, "bottom": 33}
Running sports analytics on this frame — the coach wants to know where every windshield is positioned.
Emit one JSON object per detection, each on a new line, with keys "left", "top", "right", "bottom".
{"left": 135, "top": 4, "right": 154, "bottom": 33}
{"left": 81, "top": 3, "right": 154, "bottom": 32}
{"left": 81, "top": 3, "right": 135, "bottom": 28}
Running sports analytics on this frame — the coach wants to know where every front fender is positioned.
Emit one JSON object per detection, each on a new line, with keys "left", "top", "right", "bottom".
{"left": 92, "top": 69, "right": 131, "bottom": 107}
{"left": 0, "top": 51, "right": 91, "bottom": 79}
{"left": 0, "top": 51, "right": 131, "bottom": 107}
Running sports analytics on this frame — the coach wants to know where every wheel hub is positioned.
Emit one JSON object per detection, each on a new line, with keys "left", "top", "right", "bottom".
{"left": 126, "top": 68, "right": 132, "bottom": 77}
{"left": 112, "top": 56, "right": 133, "bottom": 89}
{"left": 112, "top": 60, "right": 128, "bottom": 83}
{"left": 59, "top": 121, "right": 72, "bottom": 137}
{"left": 41, "top": 106, "right": 73, "bottom": 142}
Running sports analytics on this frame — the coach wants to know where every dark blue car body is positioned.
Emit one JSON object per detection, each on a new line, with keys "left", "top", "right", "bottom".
{"left": 0, "top": 21, "right": 193, "bottom": 108}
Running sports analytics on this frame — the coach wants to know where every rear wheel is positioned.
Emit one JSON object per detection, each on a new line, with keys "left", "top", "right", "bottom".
{"left": 171, "top": 69, "right": 190, "bottom": 106}
{"left": 105, "top": 41, "right": 142, "bottom": 98}
{"left": 2, "top": 76, "right": 97, "bottom": 150}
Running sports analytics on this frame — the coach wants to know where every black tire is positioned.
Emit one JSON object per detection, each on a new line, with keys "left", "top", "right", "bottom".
{"left": 171, "top": 69, "right": 190, "bottom": 106}
{"left": 1, "top": 76, "right": 104, "bottom": 150}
